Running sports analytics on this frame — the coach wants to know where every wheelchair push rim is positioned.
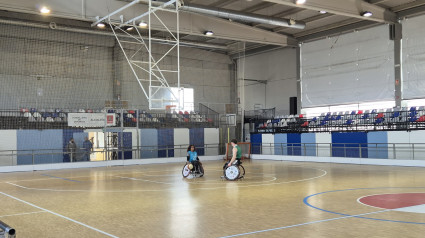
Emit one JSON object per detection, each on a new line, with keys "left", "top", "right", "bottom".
{"left": 224, "top": 165, "right": 240, "bottom": 181}
{"left": 182, "top": 164, "right": 191, "bottom": 178}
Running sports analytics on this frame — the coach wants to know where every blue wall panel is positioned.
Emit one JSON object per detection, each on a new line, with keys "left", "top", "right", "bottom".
{"left": 250, "top": 134, "right": 262, "bottom": 154}
{"left": 332, "top": 132, "right": 368, "bottom": 158}
{"left": 158, "top": 129, "right": 174, "bottom": 158}
{"left": 274, "top": 134, "right": 287, "bottom": 155}
{"left": 367, "top": 131, "right": 388, "bottom": 159}
{"left": 118, "top": 132, "right": 133, "bottom": 159}
{"left": 63, "top": 129, "right": 84, "bottom": 162}
{"left": 17, "top": 130, "right": 39, "bottom": 165}
{"left": 301, "top": 133, "right": 316, "bottom": 156}
{"left": 287, "top": 133, "right": 301, "bottom": 156}
{"left": 17, "top": 130, "right": 63, "bottom": 165}
{"left": 190, "top": 128, "right": 205, "bottom": 156}
{"left": 140, "top": 129, "right": 158, "bottom": 158}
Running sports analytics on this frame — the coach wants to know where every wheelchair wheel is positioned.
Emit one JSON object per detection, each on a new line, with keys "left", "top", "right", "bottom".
{"left": 224, "top": 165, "right": 240, "bottom": 181}
{"left": 198, "top": 162, "right": 204, "bottom": 176}
{"left": 239, "top": 165, "right": 245, "bottom": 178}
{"left": 182, "top": 164, "right": 191, "bottom": 178}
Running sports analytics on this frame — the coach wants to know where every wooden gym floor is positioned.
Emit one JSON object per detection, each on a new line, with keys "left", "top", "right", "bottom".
{"left": 0, "top": 159, "right": 425, "bottom": 237}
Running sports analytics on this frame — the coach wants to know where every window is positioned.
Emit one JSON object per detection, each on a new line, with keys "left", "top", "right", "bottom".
{"left": 170, "top": 87, "right": 194, "bottom": 112}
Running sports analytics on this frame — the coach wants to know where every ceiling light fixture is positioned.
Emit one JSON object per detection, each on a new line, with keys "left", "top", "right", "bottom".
{"left": 296, "top": 0, "right": 306, "bottom": 5}
{"left": 126, "top": 26, "right": 134, "bottom": 31}
{"left": 204, "top": 30, "right": 214, "bottom": 36}
{"left": 40, "top": 7, "right": 51, "bottom": 14}
{"left": 139, "top": 21, "right": 148, "bottom": 28}
{"left": 361, "top": 11, "right": 373, "bottom": 17}
{"left": 97, "top": 23, "right": 106, "bottom": 28}
{"left": 319, "top": 10, "right": 327, "bottom": 14}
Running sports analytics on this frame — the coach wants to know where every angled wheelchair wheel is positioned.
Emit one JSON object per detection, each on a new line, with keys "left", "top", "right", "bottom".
{"left": 224, "top": 165, "right": 240, "bottom": 181}
{"left": 182, "top": 164, "right": 191, "bottom": 178}
{"left": 239, "top": 165, "right": 245, "bottom": 178}
{"left": 198, "top": 162, "right": 204, "bottom": 177}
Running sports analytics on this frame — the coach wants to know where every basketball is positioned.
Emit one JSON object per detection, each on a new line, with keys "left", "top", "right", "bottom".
{"left": 188, "top": 164, "right": 193, "bottom": 170}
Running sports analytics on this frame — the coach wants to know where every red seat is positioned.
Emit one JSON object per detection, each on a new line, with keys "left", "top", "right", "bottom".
{"left": 417, "top": 115, "right": 425, "bottom": 122}
{"left": 357, "top": 110, "right": 363, "bottom": 114}
{"left": 301, "top": 121, "right": 309, "bottom": 127}
{"left": 375, "top": 113, "right": 384, "bottom": 119}
{"left": 299, "top": 114, "right": 304, "bottom": 118}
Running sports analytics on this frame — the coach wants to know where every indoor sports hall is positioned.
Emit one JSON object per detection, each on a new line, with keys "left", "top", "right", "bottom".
{"left": 1, "top": 0, "right": 425, "bottom": 237}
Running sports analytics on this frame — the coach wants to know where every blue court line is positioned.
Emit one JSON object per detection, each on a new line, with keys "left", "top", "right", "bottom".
{"left": 219, "top": 209, "right": 390, "bottom": 238}
{"left": 220, "top": 187, "right": 425, "bottom": 238}
{"left": 40, "top": 174, "right": 81, "bottom": 183}
{"left": 303, "top": 186, "right": 425, "bottom": 225}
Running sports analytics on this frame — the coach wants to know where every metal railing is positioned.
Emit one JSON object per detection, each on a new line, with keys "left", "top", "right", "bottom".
{"left": 0, "top": 144, "right": 224, "bottom": 167}
{"left": 0, "top": 109, "right": 219, "bottom": 129}
{"left": 251, "top": 109, "right": 425, "bottom": 133}
{"left": 251, "top": 142, "right": 425, "bottom": 160}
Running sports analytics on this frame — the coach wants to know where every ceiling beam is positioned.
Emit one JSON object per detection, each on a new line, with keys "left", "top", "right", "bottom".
{"left": 264, "top": 0, "right": 397, "bottom": 23}
{"left": 368, "top": 0, "right": 391, "bottom": 4}
{"left": 391, "top": 0, "right": 425, "bottom": 12}
{"left": 252, "top": 8, "right": 306, "bottom": 27}
{"left": 0, "top": 0, "right": 296, "bottom": 47}
{"left": 297, "top": 20, "right": 380, "bottom": 42}
{"left": 273, "top": 13, "right": 333, "bottom": 33}
{"left": 397, "top": 3, "right": 425, "bottom": 18}
{"left": 208, "top": 0, "right": 239, "bottom": 8}
{"left": 241, "top": 2, "right": 276, "bottom": 13}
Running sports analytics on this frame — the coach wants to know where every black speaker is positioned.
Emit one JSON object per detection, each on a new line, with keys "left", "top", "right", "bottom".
{"left": 290, "top": 97, "right": 297, "bottom": 115}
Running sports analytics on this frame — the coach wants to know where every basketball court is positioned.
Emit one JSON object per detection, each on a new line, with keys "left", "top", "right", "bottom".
{"left": 1, "top": 160, "right": 424, "bottom": 237}
{"left": 2, "top": 0, "right": 425, "bottom": 237}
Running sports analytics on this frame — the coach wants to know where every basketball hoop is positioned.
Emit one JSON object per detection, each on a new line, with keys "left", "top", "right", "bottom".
{"left": 165, "top": 105, "right": 176, "bottom": 113}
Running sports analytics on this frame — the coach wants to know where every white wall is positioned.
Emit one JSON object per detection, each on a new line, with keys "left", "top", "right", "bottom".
{"left": 174, "top": 128, "right": 190, "bottom": 157}
{"left": 0, "top": 130, "right": 17, "bottom": 166}
{"left": 239, "top": 48, "right": 297, "bottom": 114}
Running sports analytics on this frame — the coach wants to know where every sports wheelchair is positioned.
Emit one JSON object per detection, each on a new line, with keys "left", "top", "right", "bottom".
{"left": 182, "top": 161, "right": 204, "bottom": 178}
{"left": 222, "top": 160, "right": 245, "bottom": 181}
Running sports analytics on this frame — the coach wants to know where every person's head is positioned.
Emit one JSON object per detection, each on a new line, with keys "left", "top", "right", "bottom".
{"left": 84, "top": 137, "right": 88, "bottom": 141}
{"left": 230, "top": 139, "right": 238, "bottom": 146}
{"left": 70, "top": 138, "right": 74, "bottom": 143}
{"left": 187, "top": 145, "right": 195, "bottom": 152}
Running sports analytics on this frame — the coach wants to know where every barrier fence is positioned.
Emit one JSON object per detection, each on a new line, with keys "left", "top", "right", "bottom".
{"left": 251, "top": 142, "right": 425, "bottom": 160}
{"left": 0, "top": 144, "right": 223, "bottom": 167}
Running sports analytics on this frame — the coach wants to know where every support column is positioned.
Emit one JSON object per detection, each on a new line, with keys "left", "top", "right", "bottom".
{"left": 296, "top": 45, "right": 302, "bottom": 114}
{"left": 392, "top": 23, "right": 403, "bottom": 108}
{"left": 113, "top": 41, "right": 122, "bottom": 101}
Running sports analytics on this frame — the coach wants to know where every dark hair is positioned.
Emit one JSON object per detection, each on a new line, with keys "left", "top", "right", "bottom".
{"left": 231, "top": 139, "right": 238, "bottom": 144}
{"left": 187, "top": 145, "right": 195, "bottom": 152}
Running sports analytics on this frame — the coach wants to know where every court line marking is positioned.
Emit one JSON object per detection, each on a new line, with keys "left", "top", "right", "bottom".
{"left": 0, "top": 211, "right": 47, "bottom": 218}
{"left": 219, "top": 209, "right": 391, "bottom": 238}
{"left": 115, "top": 176, "right": 173, "bottom": 185}
{"left": 1, "top": 162, "right": 319, "bottom": 183}
{"left": 303, "top": 187, "right": 425, "bottom": 225}
{"left": 5, "top": 168, "right": 327, "bottom": 193}
{"left": 41, "top": 174, "right": 81, "bottom": 183}
{"left": 0, "top": 191, "right": 119, "bottom": 238}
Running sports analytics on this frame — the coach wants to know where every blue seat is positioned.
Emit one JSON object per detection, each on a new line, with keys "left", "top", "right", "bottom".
{"left": 346, "top": 119, "right": 353, "bottom": 125}
{"left": 375, "top": 118, "right": 384, "bottom": 124}
{"left": 391, "top": 111, "right": 400, "bottom": 118}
